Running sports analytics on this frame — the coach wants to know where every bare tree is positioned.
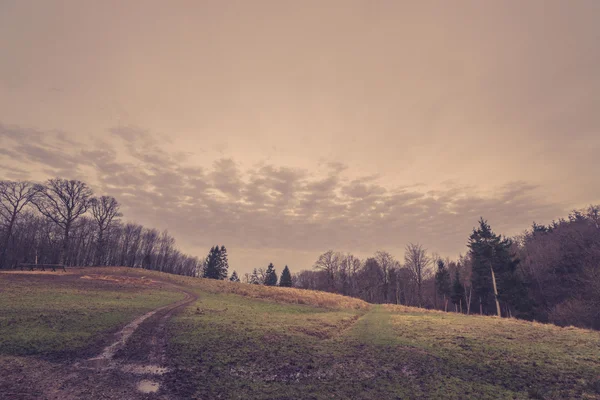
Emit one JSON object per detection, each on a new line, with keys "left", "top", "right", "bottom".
{"left": 33, "top": 179, "right": 93, "bottom": 265}
{"left": 314, "top": 250, "right": 341, "bottom": 291}
{"left": 90, "top": 196, "right": 122, "bottom": 265}
{"left": 0, "top": 180, "right": 40, "bottom": 267}
{"left": 375, "top": 251, "right": 399, "bottom": 303}
{"left": 404, "top": 243, "right": 432, "bottom": 307}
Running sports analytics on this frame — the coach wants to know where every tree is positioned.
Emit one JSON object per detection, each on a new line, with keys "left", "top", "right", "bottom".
{"left": 219, "top": 245, "right": 229, "bottom": 280}
{"left": 451, "top": 270, "right": 465, "bottom": 312}
{"left": 279, "top": 265, "right": 293, "bottom": 287}
{"left": 0, "top": 181, "right": 39, "bottom": 268}
{"left": 203, "top": 246, "right": 222, "bottom": 279}
{"left": 404, "top": 243, "right": 432, "bottom": 307}
{"left": 250, "top": 268, "right": 261, "bottom": 284}
{"left": 468, "top": 218, "right": 530, "bottom": 318}
{"left": 32, "top": 179, "right": 93, "bottom": 265}
{"left": 90, "top": 196, "right": 122, "bottom": 266}
{"left": 264, "top": 263, "right": 278, "bottom": 286}
{"left": 435, "top": 259, "right": 451, "bottom": 311}
{"left": 313, "top": 250, "right": 340, "bottom": 291}
{"left": 229, "top": 270, "right": 240, "bottom": 282}
{"left": 203, "top": 245, "right": 228, "bottom": 280}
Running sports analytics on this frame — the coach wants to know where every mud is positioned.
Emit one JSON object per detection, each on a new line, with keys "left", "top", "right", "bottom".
{"left": 0, "top": 270, "right": 198, "bottom": 399}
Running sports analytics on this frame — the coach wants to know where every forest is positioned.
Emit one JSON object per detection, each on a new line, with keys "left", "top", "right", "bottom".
{"left": 295, "top": 209, "right": 600, "bottom": 331}
{"left": 1, "top": 178, "right": 599, "bottom": 330}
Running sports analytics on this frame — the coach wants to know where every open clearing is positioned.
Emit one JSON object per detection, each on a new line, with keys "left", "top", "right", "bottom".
{"left": 1, "top": 268, "right": 599, "bottom": 399}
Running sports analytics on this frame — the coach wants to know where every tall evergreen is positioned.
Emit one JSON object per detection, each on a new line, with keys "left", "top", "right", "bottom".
{"left": 229, "top": 270, "right": 240, "bottom": 282}
{"left": 451, "top": 270, "right": 465, "bottom": 312}
{"left": 203, "top": 246, "right": 221, "bottom": 279}
{"left": 434, "top": 259, "right": 451, "bottom": 311}
{"left": 203, "top": 245, "right": 229, "bottom": 280}
{"left": 468, "top": 218, "right": 531, "bottom": 318}
{"left": 219, "top": 245, "right": 229, "bottom": 280}
{"left": 279, "top": 265, "right": 293, "bottom": 287}
{"left": 264, "top": 263, "right": 277, "bottom": 286}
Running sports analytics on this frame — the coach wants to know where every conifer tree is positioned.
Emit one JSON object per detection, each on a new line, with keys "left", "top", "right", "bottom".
{"left": 264, "top": 263, "right": 277, "bottom": 286}
{"left": 435, "top": 259, "right": 451, "bottom": 311}
{"left": 468, "top": 218, "right": 531, "bottom": 317}
{"left": 279, "top": 265, "right": 293, "bottom": 287}
{"left": 203, "top": 246, "right": 222, "bottom": 279}
{"left": 219, "top": 245, "right": 229, "bottom": 280}
{"left": 229, "top": 270, "right": 240, "bottom": 282}
{"left": 451, "top": 270, "right": 465, "bottom": 312}
{"left": 250, "top": 268, "right": 260, "bottom": 284}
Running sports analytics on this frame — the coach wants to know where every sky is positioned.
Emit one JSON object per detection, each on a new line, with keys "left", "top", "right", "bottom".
{"left": 1, "top": 1, "right": 599, "bottom": 274}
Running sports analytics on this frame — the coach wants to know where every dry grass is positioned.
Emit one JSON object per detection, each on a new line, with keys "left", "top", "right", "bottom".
{"left": 86, "top": 267, "right": 370, "bottom": 310}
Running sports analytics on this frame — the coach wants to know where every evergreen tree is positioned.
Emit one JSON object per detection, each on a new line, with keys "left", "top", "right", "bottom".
{"left": 219, "top": 245, "right": 229, "bottom": 280}
{"left": 203, "top": 246, "right": 222, "bottom": 279}
{"left": 229, "top": 270, "right": 240, "bottom": 282}
{"left": 451, "top": 270, "right": 465, "bottom": 312}
{"left": 250, "top": 268, "right": 260, "bottom": 284}
{"left": 264, "top": 263, "right": 277, "bottom": 286}
{"left": 468, "top": 218, "right": 531, "bottom": 318}
{"left": 279, "top": 265, "right": 293, "bottom": 287}
{"left": 434, "top": 259, "right": 451, "bottom": 311}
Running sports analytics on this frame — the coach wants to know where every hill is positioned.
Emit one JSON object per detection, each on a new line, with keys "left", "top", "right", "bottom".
{"left": 0, "top": 267, "right": 599, "bottom": 399}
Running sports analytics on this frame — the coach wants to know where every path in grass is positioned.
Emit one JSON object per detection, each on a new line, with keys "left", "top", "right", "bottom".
{"left": 0, "top": 270, "right": 196, "bottom": 399}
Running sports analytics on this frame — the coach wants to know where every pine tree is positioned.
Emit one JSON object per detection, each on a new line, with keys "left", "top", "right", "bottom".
{"left": 468, "top": 218, "right": 531, "bottom": 318}
{"left": 434, "top": 259, "right": 451, "bottom": 311}
{"left": 203, "top": 246, "right": 222, "bottom": 280}
{"left": 229, "top": 270, "right": 240, "bottom": 282}
{"left": 279, "top": 265, "right": 293, "bottom": 287}
{"left": 219, "top": 245, "right": 229, "bottom": 280}
{"left": 264, "top": 263, "right": 277, "bottom": 286}
{"left": 451, "top": 270, "right": 465, "bottom": 312}
{"left": 250, "top": 268, "right": 260, "bottom": 284}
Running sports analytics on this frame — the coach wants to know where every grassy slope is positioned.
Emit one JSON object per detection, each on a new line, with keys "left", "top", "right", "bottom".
{"left": 1, "top": 268, "right": 599, "bottom": 399}
{"left": 156, "top": 272, "right": 600, "bottom": 400}
{"left": 0, "top": 270, "right": 184, "bottom": 358}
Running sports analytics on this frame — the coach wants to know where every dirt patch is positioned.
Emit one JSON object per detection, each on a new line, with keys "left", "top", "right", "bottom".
{"left": 0, "top": 270, "right": 198, "bottom": 399}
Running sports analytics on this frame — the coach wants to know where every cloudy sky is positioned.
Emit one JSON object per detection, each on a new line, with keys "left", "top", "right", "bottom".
{"left": 1, "top": 1, "right": 599, "bottom": 273}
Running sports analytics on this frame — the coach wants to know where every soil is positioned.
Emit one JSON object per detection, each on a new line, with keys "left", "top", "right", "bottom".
{"left": 0, "top": 270, "right": 198, "bottom": 400}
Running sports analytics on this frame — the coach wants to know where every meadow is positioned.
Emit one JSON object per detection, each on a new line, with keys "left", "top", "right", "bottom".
{"left": 1, "top": 268, "right": 599, "bottom": 399}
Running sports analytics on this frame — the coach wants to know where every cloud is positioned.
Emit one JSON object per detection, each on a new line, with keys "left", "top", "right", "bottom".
{"left": 0, "top": 122, "right": 571, "bottom": 266}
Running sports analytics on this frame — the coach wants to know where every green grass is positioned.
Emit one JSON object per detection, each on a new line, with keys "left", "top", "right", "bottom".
{"left": 0, "top": 272, "right": 183, "bottom": 357}
{"left": 1, "top": 268, "right": 599, "bottom": 399}
{"left": 164, "top": 286, "right": 600, "bottom": 399}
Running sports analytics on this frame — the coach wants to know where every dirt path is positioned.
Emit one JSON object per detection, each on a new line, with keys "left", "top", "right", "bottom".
{"left": 1, "top": 277, "right": 198, "bottom": 400}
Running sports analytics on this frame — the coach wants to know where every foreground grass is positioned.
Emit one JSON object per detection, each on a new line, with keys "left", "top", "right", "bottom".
{"left": 0, "top": 271, "right": 183, "bottom": 358}
{"left": 1, "top": 268, "right": 599, "bottom": 399}
{"left": 159, "top": 275, "right": 600, "bottom": 399}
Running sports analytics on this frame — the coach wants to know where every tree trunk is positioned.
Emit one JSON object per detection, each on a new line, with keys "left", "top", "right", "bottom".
{"left": 0, "top": 213, "right": 16, "bottom": 268}
{"left": 479, "top": 297, "right": 483, "bottom": 315}
{"left": 63, "top": 223, "right": 70, "bottom": 266}
{"left": 466, "top": 286, "right": 472, "bottom": 315}
{"left": 490, "top": 265, "right": 501, "bottom": 317}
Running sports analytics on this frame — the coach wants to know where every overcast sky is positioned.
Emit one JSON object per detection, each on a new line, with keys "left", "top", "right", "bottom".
{"left": 1, "top": 1, "right": 599, "bottom": 274}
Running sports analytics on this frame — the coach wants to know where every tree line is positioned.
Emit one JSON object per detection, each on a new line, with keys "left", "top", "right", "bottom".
{"left": 293, "top": 207, "right": 600, "bottom": 330}
{"left": 0, "top": 179, "right": 203, "bottom": 276}
{"left": 239, "top": 263, "right": 293, "bottom": 287}
{"left": 2, "top": 178, "right": 598, "bottom": 329}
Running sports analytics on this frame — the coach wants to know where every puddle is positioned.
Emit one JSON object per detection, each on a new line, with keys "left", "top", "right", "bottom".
{"left": 137, "top": 380, "right": 160, "bottom": 393}
{"left": 122, "top": 364, "right": 169, "bottom": 375}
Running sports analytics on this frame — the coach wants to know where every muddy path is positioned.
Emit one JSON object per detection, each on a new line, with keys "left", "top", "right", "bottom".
{"left": 1, "top": 276, "right": 198, "bottom": 400}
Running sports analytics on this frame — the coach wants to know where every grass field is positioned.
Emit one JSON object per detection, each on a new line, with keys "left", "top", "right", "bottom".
{"left": 1, "top": 268, "right": 599, "bottom": 399}
{"left": 0, "top": 270, "right": 184, "bottom": 358}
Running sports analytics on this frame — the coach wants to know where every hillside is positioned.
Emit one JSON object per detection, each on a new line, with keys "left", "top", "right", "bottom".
{"left": 0, "top": 268, "right": 599, "bottom": 399}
